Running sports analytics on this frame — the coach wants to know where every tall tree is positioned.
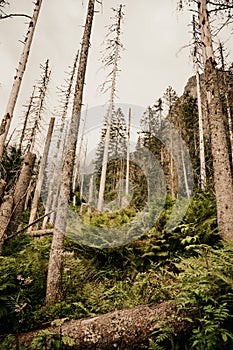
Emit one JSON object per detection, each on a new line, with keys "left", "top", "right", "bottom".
{"left": 0, "top": 0, "right": 43, "bottom": 161}
{"left": 97, "top": 4, "right": 124, "bottom": 211}
{"left": 42, "top": 51, "right": 79, "bottom": 228}
{"left": 46, "top": 0, "right": 96, "bottom": 304}
{"left": 192, "top": 15, "right": 207, "bottom": 190}
{"left": 218, "top": 42, "right": 233, "bottom": 163}
{"left": 125, "top": 108, "right": 131, "bottom": 196}
{"left": 197, "top": 0, "right": 233, "bottom": 239}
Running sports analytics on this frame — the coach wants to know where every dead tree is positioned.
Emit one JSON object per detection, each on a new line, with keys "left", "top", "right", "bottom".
{"left": 0, "top": 0, "right": 43, "bottom": 161}
{"left": 0, "top": 194, "right": 13, "bottom": 254}
{"left": 218, "top": 42, "right": 233, "bottom": 163}
{"left": 198, "top": 0, "right": 233, "bottom": 239}
{"left": 72, "top": 106, "right": 88, "bottom": 206}
{"left": 42, "top": 51, "right": 79, "bottom": 229}
{"left": 192, "top": 15, "right": 207, "bottom": 190}
{"left": 0, "top": 178, "right": 6, "bottom": 203}
{"left": 97, "top": 4, "right": 124, "bottom": 211}
{"left": 28, "top": 117, "right": 55, "bottom": 231}
{"left": 46, "top": 0, "right": 96, "bottom": 304}
{"left": 18, "top": 86, "right": 36, "bottom": 152}
{"left": 125, "top": 108, "right": 131, "bottom": 196}
{"left": 0, "top": 152, "right": 36, "bottom": 253}
{"left": 26, "top": 59, "right": 51, "bottom": 154}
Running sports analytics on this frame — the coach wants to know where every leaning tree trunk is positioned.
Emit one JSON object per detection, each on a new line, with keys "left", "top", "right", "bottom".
{"left": 46, "top": 0, "right": 96, "bottom": 304}
{"left": 6, "top": 152, "right": 36, "bottom": 237}
{"left": 28, "top": 117, "right": 55, "bottom": 231}
{"left": 19, "top": 301, "right": 188, "bottom": 350}
{"left": 198, "top": 0, "right": 233, "bottom": 239}
{"left": 0, "top": 0, "right": 43, "bottom": 161}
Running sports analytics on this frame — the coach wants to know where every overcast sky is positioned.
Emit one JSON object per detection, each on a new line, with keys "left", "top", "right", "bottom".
{"left": 0, "top": 0, "right": 232, "bottom": 137}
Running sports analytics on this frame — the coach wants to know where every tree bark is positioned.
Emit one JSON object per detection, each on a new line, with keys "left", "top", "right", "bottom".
{"left": 192, "top": 15, "right": 207, "bottom": 190}
{"left": 0, "top": 179, "right": 6, "bottom": 203}
{"left": 18, "top": 301, "right": 187, "bottom": 350}
{"left": 6, "top": 152, "right": 36, "bottom": 237}
{"left": 0, "top": 195, "right": 13, "bottom": 254}
{"left": 125, "top": 108, "right": 131, "bottom": 196}
{"left": 0, "top": 0, "right": 43, "bottom": 161}
{"left": 205, "top": 59, "right": 233, "bottom": 239}
{"left": 198, "top": 0, "right": 233, "bottom": 239}
{"left": 46, "top": 0, "right": 96, "bottom": 304}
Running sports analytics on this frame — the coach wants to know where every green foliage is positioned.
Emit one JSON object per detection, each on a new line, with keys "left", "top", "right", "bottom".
{"left": 0, "top": 146, "right": 22, "bottom": 192}
{"left": 30, "top": 330, "right": 75, "bottom": 349}
{"left": 0, "top": 334, "right": 26, "bottom": 350}
{"left": 0, "top": 184, "right": 232, "bottom": 350}
{"left": 0, "top": 236, "right": 51, "bottom": 332}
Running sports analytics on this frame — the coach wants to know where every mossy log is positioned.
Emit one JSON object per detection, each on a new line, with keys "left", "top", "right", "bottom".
{"left": 19, "top": 301, "right": 188, "bottom": 349}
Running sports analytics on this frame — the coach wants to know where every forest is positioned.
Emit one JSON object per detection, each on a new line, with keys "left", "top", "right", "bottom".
{"left": 0, "top": 0, "right": 233, "bottom": 349}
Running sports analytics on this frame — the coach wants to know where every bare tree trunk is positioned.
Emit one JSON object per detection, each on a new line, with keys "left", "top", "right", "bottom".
{"left": 198, "top": 0, "right": 233, "bottom": 239}
{"left": 219, "top": 42, "right": 233, "bottom": 163}
{"left": 88, "top": 174, "right": 94, "bottom": 206}
{"left": 0, "top": 179, "right": 6, "bottom": 203}
{"left": 0, "top": 195, "right": 13, "bottom": 254}
{"left": 43, "top": 52, "right": 79, "bottom": 229}
{"left": 97, "top": 5, "right": 124, "bottom": 211}
{"left": 18, "top": 86, "right": 36, "bottom": 152}
{"left": 196, "top": 70, "right": 207, "bottom": 190}
{"left": 198, "top": 0, "right": 214, "bottom": 66}
{"left": 73, "top": 106, "right": 88, "bottom": 206}
{"left": 6, "top": 152, "right": 36, "bottom": 237}
{"left": 125, "top": 108, "right": 131, "bottom": 196}
{"left": 19, "top": 301, "right": 187, "bottom": 350}
{"left": 46, "top": 0, "right": 96, "bottom": 304}
{"left": 0, "top": 0, "right": 43, "bottom": 161}
{"left": 205, "top": 60, "right": 233, "bottom": 239}
{"left": 28, "top": 117, "right": 55, "bottom": 231}
{"left": 192, "top": 16, "right": 206, "bottom": 190}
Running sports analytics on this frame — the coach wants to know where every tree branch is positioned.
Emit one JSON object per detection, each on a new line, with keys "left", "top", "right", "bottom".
{"left": 0, "top": 13, "right": 31, "bottom": 20}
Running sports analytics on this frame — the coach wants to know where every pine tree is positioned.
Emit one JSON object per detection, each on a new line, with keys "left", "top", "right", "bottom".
{"left": 95, "top": 107, "right": 127, "bottom": 204}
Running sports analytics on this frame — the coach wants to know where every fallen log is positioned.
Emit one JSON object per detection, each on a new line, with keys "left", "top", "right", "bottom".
{"left": 19, "top": 301, "right": 187, "bottom": 349}
{"left": 26, "top": 229, "right": 54, "bottom": 236}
